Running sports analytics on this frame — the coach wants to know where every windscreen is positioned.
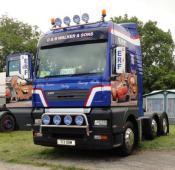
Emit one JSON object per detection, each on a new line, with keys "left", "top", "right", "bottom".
{"left": 8, "top": 59, "right": 20, "bottom": 76}
{"left": 37, "top": 42, "right": 107, "bottom": 78}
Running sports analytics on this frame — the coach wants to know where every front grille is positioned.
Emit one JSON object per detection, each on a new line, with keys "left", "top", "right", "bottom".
{"left": 45, "top": 90, "right": 89, "bottom": 101}
{"left": 42, "top": 127, "right": 87, "bottom": 138}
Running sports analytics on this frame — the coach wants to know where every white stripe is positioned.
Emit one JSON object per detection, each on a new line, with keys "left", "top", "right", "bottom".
{"left": 33, "top": 89, "right": 48, "bottom": 107}
{"left": 111, "top": 29, "right": 140, "bottom": 46}
{"left": 86, "top": 86, "right": 111, "bottom": 107}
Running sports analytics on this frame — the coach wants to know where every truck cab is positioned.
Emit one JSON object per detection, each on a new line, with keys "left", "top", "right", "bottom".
{"left": 32, "top": 12, "right": 169, "bottom": 155}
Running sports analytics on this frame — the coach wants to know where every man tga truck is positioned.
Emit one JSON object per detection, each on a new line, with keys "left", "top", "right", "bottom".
{"left": 0, "top": 53, "right": 33, "bottom": 131}
{"left": 32, "top": 10, "right": 169, "bottom": 155}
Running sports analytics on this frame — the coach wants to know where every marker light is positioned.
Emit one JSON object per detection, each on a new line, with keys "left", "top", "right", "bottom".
{"left": 64, "top": 115, "right": 72, "bottom": 125}
{"left": 75, "top": 115, "right": 84, "bottom": 126}
{"left": 51, "top": 18, "right": 55, "bottom": 25}
{"left": 82, "top": 13, "right": 89, "bottom": 23}
{"left": 102, "top": 9, "right": 106, "bottom": 17}
{"left": 42, "top": 115, "right": 50, "bottom": 125}
{"left": 55, "top": 18, "right": 62, "bottom": 27}
{"left": 73, "top": 15, "right": 80, "bottom": 24}
{"left": 63, "top": 16, "right": 71, "bottom": 26}
{"left": 53, "top": 115, "right": 61, "bottom": 125}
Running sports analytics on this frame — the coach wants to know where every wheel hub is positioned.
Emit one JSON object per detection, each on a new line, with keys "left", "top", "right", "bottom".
{"left": 163, "top": 118, "right": 168, "bottom": 134}
{"left": 125, "top": 128, "right": 134, "bottom": 150}
{"left": 151, "top": 119, "right": 157, "bottom": 136}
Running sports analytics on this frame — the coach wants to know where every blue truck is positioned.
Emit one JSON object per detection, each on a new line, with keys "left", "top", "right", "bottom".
{"left": 32, "top": 11, "right": 169, "bottom": 155}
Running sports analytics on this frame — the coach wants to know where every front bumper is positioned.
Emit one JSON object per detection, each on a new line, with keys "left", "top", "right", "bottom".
{"left": 33, "top": 131, "right": 123, "bottom": 149}
{"left": 32, "top": 108, "right": 125, "bottom": 149}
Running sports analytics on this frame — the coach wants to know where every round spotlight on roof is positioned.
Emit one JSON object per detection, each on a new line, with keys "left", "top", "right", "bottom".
{"left": 75, "top": 115, "right": 84, "bottom": 126}
{"left": 42, "top": 114, "right": 50, "bottom": 125}
{"left": 64, "top": 115, "right": 72, "bottom": 125}
{"left": 63, "top": 16, "right": 71, "bottom": 26}
{"left": 55, "top": 18, "right": 62, "bottom": 27}
{"left": 53, "top": 115, "right": 61, "bottom": 125}
{"left": 73, "top": 15, "right": 80, "bottom": 24}
{"left": 82, "top": 13, "right": 89, "bottom": 23}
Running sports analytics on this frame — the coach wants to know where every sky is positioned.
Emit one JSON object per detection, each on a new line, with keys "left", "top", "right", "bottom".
{"left": 0, "top": 0, "right": 175, "bottom": 43}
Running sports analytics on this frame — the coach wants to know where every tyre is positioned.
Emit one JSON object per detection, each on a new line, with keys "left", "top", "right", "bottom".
{"left": 160, "top": 114, "right": 169, "bottom": 135}
{"left": 0, "top": 114, "right": 15, "bottom": 132}
{"left": 149, "top": 117, "right": 158, "bottom": 139}
{"left": 120, "top": 121, "right": 135, "bottom": 156}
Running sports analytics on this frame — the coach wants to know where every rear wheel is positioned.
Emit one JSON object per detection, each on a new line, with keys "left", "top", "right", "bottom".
{"left": 120, "top": 121, "right": 135, "bottom": 156}
{"left": 161, "top": 114, "right": 169, "bottom": 135}
{"left": 0, "top": 114, "right": 15, "bottom": 132}
{"left": 148, "top": 117, "right": 158, "bottom": 139}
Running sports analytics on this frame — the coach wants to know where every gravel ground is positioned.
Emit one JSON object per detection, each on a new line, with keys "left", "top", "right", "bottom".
{"left": 0, "top": 161, "right": 49, "bottom": 170}
{"left": 1, "top": 150, "right": 175, "bottom": 170}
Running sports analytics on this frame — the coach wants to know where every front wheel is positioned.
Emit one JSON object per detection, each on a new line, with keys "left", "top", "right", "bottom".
{"left": 120, "top": 121, "right": 135, "bottom": 156}
{"left": 0, "top": 114, "right": 15, "bottom": 132}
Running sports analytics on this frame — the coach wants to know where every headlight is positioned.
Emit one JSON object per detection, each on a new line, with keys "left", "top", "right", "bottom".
{"left": 64, "top": 115, "right": 72, "bottom": 125}
{"left": 94, "top": 120, "right": 107, "bottom": 126}
{"left": 42, "top": 115, "right": 50, "bottom": 125}
{"left": 75, "top": 115, "right": 84, "bottom": 126}
{"left": 53, "top": 115, "right": 61, "bottom": 125}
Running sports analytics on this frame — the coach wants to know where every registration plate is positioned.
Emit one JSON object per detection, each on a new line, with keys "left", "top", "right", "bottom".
{"left": 57, "top": 139, "right": 75, "bottom": 146}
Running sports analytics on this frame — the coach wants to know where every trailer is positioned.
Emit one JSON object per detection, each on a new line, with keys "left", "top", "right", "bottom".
{"left": 0, "top": 53, "right": 33, "bottom": 131}
{"left": 31, "top": 11, "right": 169, "bottom": 155}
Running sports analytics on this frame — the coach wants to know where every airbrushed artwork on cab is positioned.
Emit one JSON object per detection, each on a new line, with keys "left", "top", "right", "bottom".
{"left": 111, "top": 73, "right": 138, "bottom": 106}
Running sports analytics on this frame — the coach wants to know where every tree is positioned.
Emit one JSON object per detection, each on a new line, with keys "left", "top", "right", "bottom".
{"left": 111, "top": 14, "right": 175, "bottom": 93}
{"left": 0, "top": 15, "right": 41, "bottom": 71}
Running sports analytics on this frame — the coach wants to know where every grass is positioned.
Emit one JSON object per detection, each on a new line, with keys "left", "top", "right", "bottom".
{"left": 0, "top": 126, "right": 175, "bottom": 169}
{"left": 0, "top": 131, "right": 86, "bottom": 170}
{"left": 139, "top": 125, "right": 175, "bottom": 150}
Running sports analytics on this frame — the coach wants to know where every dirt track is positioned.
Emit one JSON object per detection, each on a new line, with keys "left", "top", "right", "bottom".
{"left": 1, "top": 150, "right": 175, "bottom": 170}
{"left": 0, "top": 161, "right": 49, "bottom": 170}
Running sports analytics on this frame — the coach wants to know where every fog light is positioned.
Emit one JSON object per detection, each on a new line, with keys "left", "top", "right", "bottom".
{"left": 64, "top": 115, "right": 72, "bottom": 125}
{"left": 53, "top": 115, "right": 61, "bottom": 125}
{"left": 94, "top": 120, "right": 107, "bottom": 126}
{"left": 42, "top": 115, "right": 50, "bottom": 125}
{"left": 75, "top": 115, "right": 84, "bottom": 126}
{"left": 94, "top": 135, "right": 108, "bottom": 141}
{"left": 33, "top": 131, "right": 43, "bottom": 137}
